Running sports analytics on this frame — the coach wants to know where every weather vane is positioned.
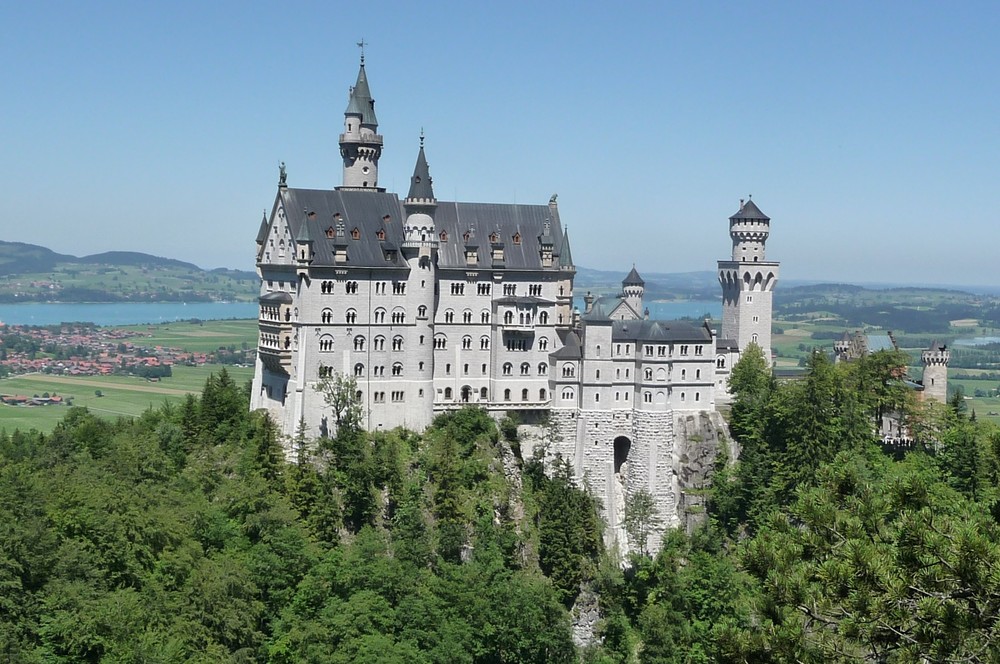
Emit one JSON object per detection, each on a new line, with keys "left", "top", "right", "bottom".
{"left": 420, "top": 127, "right": 425, "bottom": 148}
{"left": 357, "top": 38, "right": 368, "bottom": 63}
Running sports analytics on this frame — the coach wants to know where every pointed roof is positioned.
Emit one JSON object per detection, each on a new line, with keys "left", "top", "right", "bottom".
{"left": 344, "top": 62, "right": 378, "bottom": 127}
{"left": 623, "top": 265, "right": 644, "bottom": 286}
{"left": 558, "top": 228, "right": 574, "bottom": 267}
{"left": 406, "top": 145, "right": 435, "bottom": 201}
{"left": 730, "top": 198, "right": 769, "bottom": 221}
{"left": 295, "top": 212, "right": 313, "bottom": 243}
{"left": 256, "top": 211, "right": 269, "bottom": 243}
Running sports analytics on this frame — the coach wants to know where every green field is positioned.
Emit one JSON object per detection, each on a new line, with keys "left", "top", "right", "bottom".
{"left": 0, "top": 365, "right": 254, "bottom": 433}
{"left": 118, "top": 318, "right": 259, "bottom": 352}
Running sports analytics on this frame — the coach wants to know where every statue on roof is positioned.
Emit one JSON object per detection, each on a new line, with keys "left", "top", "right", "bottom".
{"left": 278, "top": 161, "right": 287, "bottom": 186}
{"left": 550, "top": 193, "right": 558, "bottom": 204}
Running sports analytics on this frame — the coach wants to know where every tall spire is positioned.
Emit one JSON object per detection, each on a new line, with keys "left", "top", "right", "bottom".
{"left": 406, "top": 138, "right": 435, "bottom": 202}
{"left": 339, "top": 53, "right": 383, "bottom": 190}
{"left": 344, "top": 58, "right": 378, "bottom": 127}
{"left": 558, "top": 227, "right": 574, "bottom": 268}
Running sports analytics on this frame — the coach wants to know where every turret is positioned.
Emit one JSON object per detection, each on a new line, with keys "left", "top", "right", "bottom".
{"left": 921, "top": 341, "right": 950, "bottom": 403}
{"left": 718, "top": 197, "right": 780, "bottom": 365}
{"left": 401, "top": 136, "right": 438, "bottom": 255}
{"left": 338, "top": 56, "right": 384, "bottom": 190}
{"left": 294, "top": 211, "right": 314, "bottom": 277}
{"left": 622, "top": 266, "right": 644, "bottom": 315}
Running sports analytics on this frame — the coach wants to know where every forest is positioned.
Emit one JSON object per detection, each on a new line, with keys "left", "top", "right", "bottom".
{"left": 1, "top": 352, "right": 999, "bottom": 662}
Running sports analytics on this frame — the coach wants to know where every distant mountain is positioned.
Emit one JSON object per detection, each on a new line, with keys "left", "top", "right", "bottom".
{"left": 0, "top": 241, "right": 76, "bottom": 275}
{"left": 79, "top": 251, "right": 201, "bottom": 272}
{"left": 0, "top": 241, "right": 251, "bottom": 277}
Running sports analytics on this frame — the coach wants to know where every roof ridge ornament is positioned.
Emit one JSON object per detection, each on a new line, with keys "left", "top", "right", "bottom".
{"left": 357, "top": 38, "right": 367, "bottom": 64}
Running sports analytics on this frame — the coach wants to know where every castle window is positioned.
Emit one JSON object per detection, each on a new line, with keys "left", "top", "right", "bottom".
{"left": 695, "top": 345, "right": 703, "bottom": 356}
{"left": 596, "top": 370, "right": 601, "bottom": 380}
{"left": 391, "top": 309, "right": 405, "bottom": 324}
{"left": 504, "top": 311, "right": 514, "bottom": 325}
{"left": 681, "top": 369, "right": 686, "bottom": 380}
{"left": 478, "top": 283, "right": 491, "bottom": 295}
{"left": 752, "top": 333, "right": 759, "bottom": 343}
{"left": 418, "top": 305, "right": 427, "bottom": 318}
{"left": 434, "top": 335, "right": 447, "bottom": 350}
{"left": 354, "top": 363, "right": 364, "bottom": 376}
{"left": 539, "top": 337, "right": 548, "bottom": 350}
{"left": 680, "top": 392, "right": 686, "bottom": 402}
{"left": 319, "top": 335, "right": 334, "bottom": 352}
{"left": 462, "top": 336, "right": 472, "bottom": 350}
{"left": 463, "top": 363, "right": 469, "bottom": 375}
{"left": 393, "top": 282, "right": 406, "bottom": 295}
{"left": 445, "top": 363, "right": 451, "bottom": 375}
{"left": 658, "top": 345, "right": 666, "bottom": 357}
{"left": 482, "top": 364, "right": 487, "bottom": 374}
{"left": 616, "top": 368, "right": 621, "bottom": 379}
{"left": 445, "top": 310, "right": 455, "bottom": 324}
{"left": 482, "top": 310, "right": 490, "bottom": 323}
{"left": 520, "top": 362, "right": 530, "bottom": 376}
{"left": 373, "top": 392, "right": 384, "bottom": 403}
{"left": 538, "top": 363, "right": 548, "bottom": 375}
{"left": 615, "top": 392, "right": 620, "bottom": 401}
{"left": 680, "top": 345, "right": 689, "bottom": 356}
{"left": 645, "top": 345, "right": 653, "bottom": 356}
{"left": 445, "top": 387, "right": 453, "bottom": 400}
{"left": 513, "top": 232, "right": 521, "bottom": 245}
{"left": 322, "top": 308, "right": 333, "bottom": 324}
{"left": 463, "top": 309, "right": 473, "bottom": 324}
{"left": 521, "top": 389, "right": 529, "bottom": 401}
{"left": 696, "top": 369, "right": 701, "bottom": 379}
{"left": 392, "top": 363, "right": 403, "bottom": 376}
{"left": 318, "top": 365, "right": 333, "bottom": 378}
{"left": 392, "top": 391, "right": 404, "bottom": 402}
{"left": 419, "top": 361, "right": 424, "bottom": 371}
{"left": 353, "top": 336, "right": 365, "bottom": 351}
{"left": 351, "top": 228, "right": 360, "bottom": 240}
{"left": 562, "top": 364, "right": 575, "bottom": 378}
{"left": 321, "top": 280, "right": 334, "bottom": 294}
{"left": 596, "top": 345, "right": 601, "bottom": 357}
{"left": 503, "top": 284, "right": 516, "bottom": 296}
{"left": 594, "top": 393, "right": 600, "bottom": 403}
{"left": 373, "top": 336, "right": 385, "bottom": 351}
{"left": 490, "top": 231, "right": 499, "bottom": 243}
{"left": 393, "top": 336, "right": 404, "bottom": 351}
{"left": 325, "top": 227, "right": 335, "bottom": 239}
{"left": 504, "top": 389, "right": 511, "bottom": 401}
{"left": 644, "top": 392, "right": 652, "bottom": 403}
{"left": 346, "top": 281, "right": 358, "bottom": 294}
{"left": 752, "top": 315, "right": 759, "bottom": 323}
{"left": 540, "top": 388, "right": 547, "bottom": 401}
{"left": 746, "top": 295, "right": 753, "bottom": 303}
{"left": 503, "top": 362, "right": 513, "bottom": 376}
{"left": 440, "top": 231, "right": 448, "bottom": 242}
{"left": 562, "top": 388, "right": 574, "bottom": 400}
{"left": 644, "top": 368, "right": 652, "bottom": 381}
{"left": 717, "top": 356, "right": 726, "bottom": 369}
{"left": 383, "top": 215, "right": 392, "bottom": 223}
{"left": 480, "top": 336, "right": 490, "bottom": 350}
{"left": 374, "top": 308, "right": 386, "bottom": 324}
{"left": 695, "top": 392, "right": 700, "bottom": 402}
{"left": 539, "top": 311, "right": 549, "bottom": 325}
{"left": 481, "top": 387, "right": 488, "bottom": 399}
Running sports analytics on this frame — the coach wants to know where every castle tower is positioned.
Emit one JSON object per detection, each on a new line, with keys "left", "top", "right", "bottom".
{"left": 401, "top": 138, "right": 439, "bottom": 429}
{"left": 338, "top": 55, "right": 384, "bottom": 191}
{"left": 718, "top": 198, "right": 780, "bottom": 364}
{"left": 622, "top": 266, "right": 645, "bottom": 315}
{"left": 921, "top": 341, "right": 950, "bottom": 403}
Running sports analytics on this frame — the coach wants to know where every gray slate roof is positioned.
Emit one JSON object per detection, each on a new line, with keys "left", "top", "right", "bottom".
{"left": 623, "top": 266, "right": 644, "bottom": 286}
{"left": 611, "top": 319, "right": 712, "bottom": 342}
{"left": 406, "top": 147, "right": 434, "bottom": 201}
{"left": 730, "top": 198, "right": 769, "bottom": 221}
{"left": 551, "top": 330, "right": 582, "bottom": 359}
{"left": 345, "top": 63, "right": 378, "bottom": 127}
{"left": 272, "top": 188, "right": 566, "bottom": 271}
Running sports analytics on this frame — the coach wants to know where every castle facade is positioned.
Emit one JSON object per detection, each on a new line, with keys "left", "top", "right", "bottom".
{"left": 250, "top": 58, "right": 779, "bottom": 552}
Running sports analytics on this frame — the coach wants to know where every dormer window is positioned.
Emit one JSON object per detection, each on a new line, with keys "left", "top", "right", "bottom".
{"left": 512, "top": 232, "right": 521, "bottom": 245}
{"left": 439, "top": 231, "right": 448, "bottom": 242}
{"left": 490, "top": 232, "right": 499, "bottom": 243}
{"left": 351, "top": 228, "right": 361, "bottom": 240}
{"left": 463, "top": 231, "right": 471, "bottom": 242}
{"left": 376, "top": 229, "right": 385, "bottom": 241}
{"left": 383, "top": 215, "right": 392, "bottom": 223}
{"left": 325, "top": 226, "right": 335, "bottom": 238}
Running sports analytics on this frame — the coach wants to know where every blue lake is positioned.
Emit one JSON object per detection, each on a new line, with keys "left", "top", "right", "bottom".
{"left": 0, "top": 302, "right": 259, "bottom": 327}
{"left": 954, "top": 336, "right": 1000, "bottom": 347}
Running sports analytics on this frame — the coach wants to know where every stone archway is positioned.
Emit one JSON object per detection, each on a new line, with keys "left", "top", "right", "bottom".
{"left": 461, "top": 386, "right": 472, "bottom": 403}
{"left": 612, "top": 436, "right": 632, "bottom": 550}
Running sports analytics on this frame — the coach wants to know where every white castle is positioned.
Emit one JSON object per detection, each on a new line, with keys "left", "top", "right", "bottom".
{"left": 250, "top": 57, "right": 779, "bottom": 551}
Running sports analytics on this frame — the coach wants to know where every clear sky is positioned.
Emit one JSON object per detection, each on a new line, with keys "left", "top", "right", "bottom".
{"left": 3, "top": 1, "right": 999, "bottom": 286}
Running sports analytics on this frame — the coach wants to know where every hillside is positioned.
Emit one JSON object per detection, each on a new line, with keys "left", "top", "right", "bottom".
{"left": 0, "top": 241, "right": 258, "bottom": 303}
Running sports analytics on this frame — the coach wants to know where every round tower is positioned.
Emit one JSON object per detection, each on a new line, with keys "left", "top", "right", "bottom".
{"left": 401, "top": 138, "right": 438, "bottom": 429}
{"left": 717, "top": 198, "right": 780, "bottom": 364}
{"left": 622, "top": 266, "right": 645, "bottom": 315}
{"left": 921, "top": 341, "right": 950, "bottom": 403}
{"left": 338, "top": 55, "right": 384, "bottom": 191}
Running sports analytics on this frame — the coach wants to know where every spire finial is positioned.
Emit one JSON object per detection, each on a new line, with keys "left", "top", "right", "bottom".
{"left": 419, "top": 127, "right": 425, "bottom": 148}
{"left": 356, "top": 39, "right": 367, "bottom": 64}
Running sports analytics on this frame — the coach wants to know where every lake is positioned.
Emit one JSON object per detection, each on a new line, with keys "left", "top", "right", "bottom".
{"left": 0, "top": 302, "right": 259, "bottom": 327}
{"left": 954, "top": 336, "right": 1000, "bottom": 347}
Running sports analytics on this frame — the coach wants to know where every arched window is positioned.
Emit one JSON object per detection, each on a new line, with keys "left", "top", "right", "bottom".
{"left": 391, "top": 308, "right": 405, "bottom": 324}
{"left": 644, "top": 391, "right": 652, "bottom": 403}
{"left": 562, "top": 388, "right": 574, "bottom": 400}
{"left": 538, "top": 337, "right": 549, "bottom": 351}
{"left": 644, "top": 368, "right": 652, "bottom": 381}
{"left": 503, "top": 362, "right": 513, "bottom": 376}
{"left": 353, "top": 335, "right": 365, "bottom": 351}
{"left": 463, "top": 309, "right": 473, "bottom": 324}
{"left": 520, "top": 362, "right": 530, "bottom": 376}
{"left": 562, "top": 363, "right": 575, "bottom": 378}
{"left": 657, "top": 367, "right": 667, "bottom": 381}
{"left": 374, "top": 308, "right": 386, "bottom": 324}
{"left": 462, "top": 336, "right": 472, "bottom": 350}
{"left": 504, "top": 389, "right": 511, "bottom": 401}
{"left": 752, "top": 333, "right": 759, "bottom": 343}
{"left": 539, "top": 311, "right": 549, "bottom": 325}
{"left": 418, "top": 305, "right": 427, "bottom": 318}
{"left": 596, "top": 345, "right": 601, "bottom": 357}
{"left": 481, "top": 310, "right": 490, "bottom": 324}
{"left": 392, "top": 336, "right": 404, "bottom": 351}
{"left": 322, "top": 308, "right": 333, "bottom": 324}
{"left": 539, "top": 388, "right": 547, "bottom": 401}
{"left": 319, "top": 335, "right": 334, "bottom": 352}
{"left": 538, "top": 362, "right": 548, "bottom": 375}
{"left": 444, "top": 310, "right": 455, "bottom": 324}
{"left": 681, "top": 369, "right": 687, "bottom": 380}
{"left": 504, "top": 311, "right": 514, "bottom": 325}
{"left": 444, "top": 387, "right": 453, "bottom": 400}
{"left": 434, "top": 334, "right": 447, "bottom": 350}
{"left": 521, "top": 389, "right": 529, "bottom": 401}
{"left": 373, "top": 336, "right": 385, "bottom": 351}
{"left": 392, "top": 363, "right": 403, "bottom": 376}
{"left": 480, "top": 387, "right": 488, "bottom": 399}
{"left": 354, "top": 363, "right": 364, "bottom": 376}
{"left": 717, "top": 356, "right": 726, "bottom": 368}
{"left": 696, "top": 369, "right": 701, "bottom": 379}
{"left": 480, "top": 336, "right": 490, "bottom": 350}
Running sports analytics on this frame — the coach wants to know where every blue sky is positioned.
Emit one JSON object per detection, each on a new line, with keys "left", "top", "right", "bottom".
{"left": 2, "top": 1, "right": 999, "bottom": 286}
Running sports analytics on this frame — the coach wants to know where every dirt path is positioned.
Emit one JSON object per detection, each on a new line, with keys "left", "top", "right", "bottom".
{"left": 16, "top": 374, "right": 195, "bottom": 397}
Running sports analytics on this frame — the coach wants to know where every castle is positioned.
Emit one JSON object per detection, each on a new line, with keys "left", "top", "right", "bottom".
{"left": 250, "top": 57, "right": 778, "bottom": 552}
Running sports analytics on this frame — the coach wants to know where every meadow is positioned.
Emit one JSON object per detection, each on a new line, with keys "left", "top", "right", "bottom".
{"left": 121, "top": 318, "right": 259, "bottom": 352}
{"left": 0, "top": 364, "right": 254, "bottom": 433}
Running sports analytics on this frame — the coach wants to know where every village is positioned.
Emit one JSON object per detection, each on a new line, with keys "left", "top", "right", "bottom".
{"left": 0, "top": 322, "right": 213, "bottom": 407}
